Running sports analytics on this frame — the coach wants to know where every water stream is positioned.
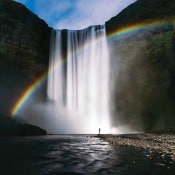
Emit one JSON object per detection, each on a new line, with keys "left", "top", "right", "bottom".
{"left": 0, "top": 135, "right": 174, "bottom": 175}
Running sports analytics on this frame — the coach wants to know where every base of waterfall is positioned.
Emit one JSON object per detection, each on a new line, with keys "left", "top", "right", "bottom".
{"left": 16, "top": 99, "right": 135, "bottom": 135}
{"left": 97, "top": 133, "right": 175, "bottom": 161}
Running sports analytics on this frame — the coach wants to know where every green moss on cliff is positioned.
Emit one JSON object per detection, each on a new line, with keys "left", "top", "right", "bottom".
{"left": 109, "top": 21, "right": 175, "bottom": 131}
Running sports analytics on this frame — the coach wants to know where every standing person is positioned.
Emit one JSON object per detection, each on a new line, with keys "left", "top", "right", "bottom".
{"left": 99, "top": 128, "right": 101, "bottom": 135}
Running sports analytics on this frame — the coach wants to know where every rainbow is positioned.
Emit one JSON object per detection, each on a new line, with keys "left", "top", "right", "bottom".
{"left": 10, "top": 19, "right": 174, "bottom": 117}
{"left": 10, "top": 57, "right": 65, "bottom": 117}
{"left": 11, "top": 73, "right": 46, "bottom": 116}
{"left": 108, "top": 19, "right": 173, "bottom": 39}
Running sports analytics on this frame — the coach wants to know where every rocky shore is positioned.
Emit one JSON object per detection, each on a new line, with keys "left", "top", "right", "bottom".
{"left": 98, "top": 134, "right": 175, "bottom": 161}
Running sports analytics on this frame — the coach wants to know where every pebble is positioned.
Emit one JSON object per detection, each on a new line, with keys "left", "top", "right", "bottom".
{"left": 100, "top": 134, "right": 175, "bottom": 161}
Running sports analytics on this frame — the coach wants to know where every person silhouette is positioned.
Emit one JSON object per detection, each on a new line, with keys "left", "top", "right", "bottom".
{"left": 99, "top": 128, "right": 101, "bottom": 135}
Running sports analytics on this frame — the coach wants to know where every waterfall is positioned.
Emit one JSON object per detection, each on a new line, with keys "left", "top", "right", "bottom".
{"left": 47, "top": 25, "right": 111, "bottom": 134}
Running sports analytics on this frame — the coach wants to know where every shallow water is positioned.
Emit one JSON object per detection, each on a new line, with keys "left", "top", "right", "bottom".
{"left": 0, "top": 135, "right": 174, "bottom": 175}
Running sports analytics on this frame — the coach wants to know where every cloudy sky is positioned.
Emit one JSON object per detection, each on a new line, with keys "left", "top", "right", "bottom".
{"left": 14, "top": 0, "right": 136, "bottom": 29}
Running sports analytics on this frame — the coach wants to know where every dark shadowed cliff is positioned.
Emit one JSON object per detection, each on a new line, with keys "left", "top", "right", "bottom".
{"left": 0, "top": 0, "right": 51, "bottom": 79}
{"left": 0, "top": 113, "right": 46, "bottom": 135}
{"left": 0, "top": 0, "right": 50, "bottom": 135}
{"left": 106, "top": 0, "right": 175, "bottom": 132}
{"left": 0, "top": 0, "right": 51, "bottom": 114}
{"left": 106, "top": 0, "right": 175, "bottom": 34}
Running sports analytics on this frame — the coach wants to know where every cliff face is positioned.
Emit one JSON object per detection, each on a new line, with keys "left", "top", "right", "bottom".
{"left": 0, "top": 0, "right": 51, "bottom": 114}
{"left": 106, "top": 0, "right": 175, "bottom": 131}
{"left": 106, "top": 0, "right": 175, "bottom": 34}
{"left": 0, "top": 0, "right": 51, "bottom": 80}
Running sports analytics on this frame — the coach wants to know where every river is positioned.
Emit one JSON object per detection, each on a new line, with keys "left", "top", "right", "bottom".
{"left": 0, "top": 135, "right": 174, "bottom": 175}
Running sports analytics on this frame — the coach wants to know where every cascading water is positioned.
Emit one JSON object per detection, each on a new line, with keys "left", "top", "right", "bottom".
{"left": 48, "top": 25, "right": 111, "bottom": 134}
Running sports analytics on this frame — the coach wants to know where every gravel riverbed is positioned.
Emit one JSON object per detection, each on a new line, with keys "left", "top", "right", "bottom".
{"left": 98, "top": 134, "right": 175, "bottom": 161}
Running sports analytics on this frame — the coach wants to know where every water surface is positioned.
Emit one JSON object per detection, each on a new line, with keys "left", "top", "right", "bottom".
{"left": 0, "top": 135, "right": 174, "bottom": 175}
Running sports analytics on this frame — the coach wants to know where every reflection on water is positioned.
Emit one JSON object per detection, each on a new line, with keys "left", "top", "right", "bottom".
{"left": 0, "top": 135, "right": 174, "bottom": 175}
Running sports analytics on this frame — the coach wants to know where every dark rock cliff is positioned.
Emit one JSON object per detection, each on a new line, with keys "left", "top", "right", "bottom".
{"left": 106, "top": 0, "right": 175, "bottom": 132}
{"left": 0, "top": 0, "right": 50, "bottom": 135}
{"left": 106, "top": 0, "right": 175, "bottom": 34}
{"left": 0, "top": 0, "right": 51, "bottom": 79}
{"left": 0, "top": 0, "right": 51, "bottom": 114}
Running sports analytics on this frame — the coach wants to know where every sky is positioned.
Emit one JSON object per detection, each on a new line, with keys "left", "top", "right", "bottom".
{"left": 14, "top": 0, "right": 136, "bottom": 30}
